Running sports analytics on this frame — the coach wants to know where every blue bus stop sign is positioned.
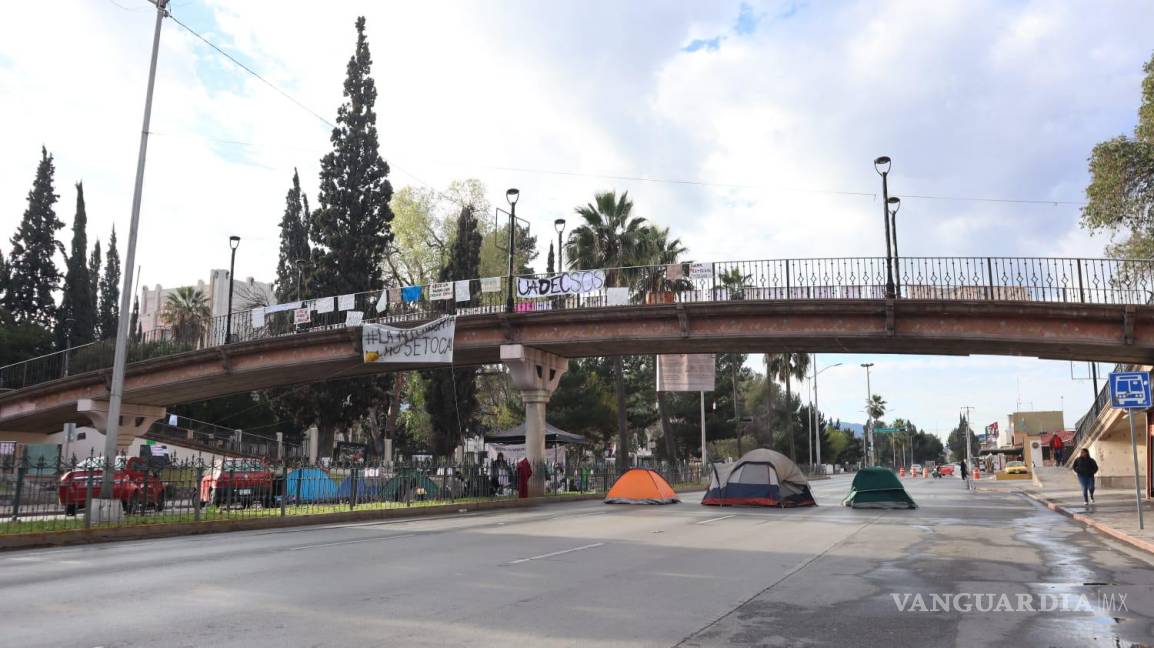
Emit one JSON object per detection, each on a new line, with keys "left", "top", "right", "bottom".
{"left": 1109, "top": 371, "right": 1152, "bottom": 410}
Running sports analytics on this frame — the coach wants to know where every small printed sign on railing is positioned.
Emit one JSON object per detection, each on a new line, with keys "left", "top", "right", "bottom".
{"left": 689, "top": 262, "right": 713, "bottom": 280}
{"left": 293, "top": 308, "right": 311, "bottom": 325}
{"left": 362, "top": 316, "right": 456, "bottom": 364}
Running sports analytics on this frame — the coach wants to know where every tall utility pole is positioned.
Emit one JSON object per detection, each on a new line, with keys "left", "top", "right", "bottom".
{"left": 101, "top": 0, "right": 168, "bottom": 499}
{"left": 861, "top": 362, "right": 875, "bottom": 466}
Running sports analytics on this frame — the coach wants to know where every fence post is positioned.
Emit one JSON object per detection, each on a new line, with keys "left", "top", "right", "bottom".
{"left": 10, "top": 459, "right": 26, "bottom": 522}
{"left": 349, "top": 467, "right": 358, "bottom": 510}
{"left": 193, "top": 466, "right": 204, "bottom": 522}
{"left": 986, "top": 258, "right": 995, "bottom": 301}
{"left": 785, "top": 259, "right": 792, "bottom": 300}
{"left": 280, "top": 462, "right": 288, "bottom": 517}
{"left": 1076, "top": 259, "right": 1086, "bottom": 303}
{"left": 84, "top": 460, "right": 94, "bottom": 528}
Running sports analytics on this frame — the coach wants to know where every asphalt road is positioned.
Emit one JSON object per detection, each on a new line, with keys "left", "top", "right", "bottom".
{"left": 1, "top": 475, "right": 1152, "bottom": 647}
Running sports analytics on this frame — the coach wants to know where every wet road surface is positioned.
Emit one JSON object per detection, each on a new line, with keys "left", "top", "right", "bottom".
{"left": 1, "top": 474, "right": 1151, "bottom": 647}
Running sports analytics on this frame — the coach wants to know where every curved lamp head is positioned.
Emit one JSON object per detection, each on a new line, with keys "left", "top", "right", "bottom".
{"left": 554, "top": 218, "right": 566, "bottom": 234}
{"left": 887, "top": 196, "right": 901, "bottom": 214}
{"left": 506, "top": 188, "right": 520, "bottom": 206}
{"left": 229, "top": 235, "right": 241, "bottom": 250}
{"left": 874, "top": 156, "right": 892, "bottom": 175}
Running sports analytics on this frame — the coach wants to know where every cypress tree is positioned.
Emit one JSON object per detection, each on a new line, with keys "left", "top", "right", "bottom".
{"left": 274, "top": 169, "right": 312, "bottom": 302}
{"left": 88, "top": 239, "right": 101, "bottom": 338}
{"left": 56, "top": 182, "right": 97, "bottom": 348}
{"left": 99, "top": 227, "right": 121, "bottom": 338}
{"left": 301, "top": 17, "right": 395, "bottom": 456}
{"left": 423, "top": 206, "right": 483, "bottom": 457}
{"left": 129, "top": 296, "right": 142, "bottom": 343}
{"left": 546, "top": 242, "right": 555, "bottom": 274}
{"left": 5, "top": 146, "right": 63, "bottom": 327}
{"left": 0, "top": 246, "right": 9, "bottom": 305}
{"left": 310, "top": 16, "right": 394, "bottom": 297}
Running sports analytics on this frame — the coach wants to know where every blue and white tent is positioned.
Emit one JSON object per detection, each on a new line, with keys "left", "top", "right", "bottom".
{"left": 702, "top": 448, "right": 816, "bottom": 508}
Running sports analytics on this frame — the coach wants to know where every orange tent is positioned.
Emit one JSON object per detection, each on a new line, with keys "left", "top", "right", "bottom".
{"left": 604, "top": 468, "right": 680, "bottom": 505}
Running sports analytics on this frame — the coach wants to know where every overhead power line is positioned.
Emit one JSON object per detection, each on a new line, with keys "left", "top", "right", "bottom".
{"left": 162, "top": 8, "right": 1087, "bottom": 209}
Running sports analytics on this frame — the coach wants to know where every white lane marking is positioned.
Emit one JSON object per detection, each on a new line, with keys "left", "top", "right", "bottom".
{"left": 289, "top": 533, "right": 415, "bottom": 551}
{"left": 697, "top": 514, "right": 737, "bottom": 525}
{"left": 505, "top": 542, "right": 605, "bottom": 565}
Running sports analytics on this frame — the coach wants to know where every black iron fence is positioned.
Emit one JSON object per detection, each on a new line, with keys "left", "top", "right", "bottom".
{"left": 3, "top": 256, "right": 1153, "bottom": 393}
{"left": 0, "top": 455, "right": 704, "bottom": 536}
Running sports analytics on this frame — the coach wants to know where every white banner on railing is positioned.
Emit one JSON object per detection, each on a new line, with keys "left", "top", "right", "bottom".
{"left": 429, "top": 282, "right": 453, "bottom": 301}
{"left": 338, "top": 294, "right": 356, "bottom": 311}
{"left": 362, "top": 316, "right": 456, "bottom": 364}
{"left": 516, "top": 269, "right": 606, "bottom": 298}
{"left": 480, "top": 276, "right": 502, "bottom": 293}
{"left": 315, "top": 297, "right": 335, "bottom": 314}
{"left": 251, "top": 308, "right": 265, "bottom": 328}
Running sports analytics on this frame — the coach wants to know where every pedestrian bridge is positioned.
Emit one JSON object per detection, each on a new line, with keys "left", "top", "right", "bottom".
{"left": 3, "top": 256, "right": 1154, "bottom": 437}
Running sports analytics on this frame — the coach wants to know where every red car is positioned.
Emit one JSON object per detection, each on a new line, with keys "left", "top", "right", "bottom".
{"left": 58, "top": 456, "right": 166, "bottom": 516}
{"left": 200, "top": 459, "right": 275, "bottom": 508}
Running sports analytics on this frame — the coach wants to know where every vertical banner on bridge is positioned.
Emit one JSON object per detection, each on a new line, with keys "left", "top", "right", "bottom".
{"left": 362, "top": 316, "right": 456, "bottom": 364}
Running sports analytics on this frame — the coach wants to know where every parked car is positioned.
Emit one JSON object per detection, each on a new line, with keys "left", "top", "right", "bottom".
{"left": 938, "top": 465, "right": 955, "bottom": 477}
{"left": 200, "top": 458, "right": 275, "bottom": 508}
{"left": 58, "top": 456, "right": 166, "bottom": 516}
{"left": 1005, "top": 461, "right": 1029, "bottom": 475}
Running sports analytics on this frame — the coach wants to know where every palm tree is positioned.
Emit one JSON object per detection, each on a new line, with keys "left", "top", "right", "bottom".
{"left": 866, "top": 393, "right": 887, "bottom": 465}
{"left": 567, "top": 191, "right": 649, "bottom": 472}
{"left": 161, "top": 286, "right": 212, "bottom": 347}
{"left": 767, "top": 353, "right": 811, "bottom": 461}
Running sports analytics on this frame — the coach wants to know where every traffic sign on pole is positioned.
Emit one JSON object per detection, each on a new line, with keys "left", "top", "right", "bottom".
{"left": 1109, "top": 371, "right": 1149, "bottom": 530}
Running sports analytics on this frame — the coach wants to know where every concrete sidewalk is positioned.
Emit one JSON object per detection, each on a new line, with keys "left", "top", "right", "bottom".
{"left": 1024, "top": 465, "right": 1154, "bottom": 554}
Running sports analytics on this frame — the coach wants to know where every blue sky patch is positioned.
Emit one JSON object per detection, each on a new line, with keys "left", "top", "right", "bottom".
{"left": 683, "top": 36, "right": 722, "bottom": 53}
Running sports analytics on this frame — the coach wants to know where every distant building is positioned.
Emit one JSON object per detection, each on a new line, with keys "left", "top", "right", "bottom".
{"left": 140, "top": 269, "right": 274, "bottom": 336}
{"left": 1007, "top": 411, "right": 1065, "bottom": 449}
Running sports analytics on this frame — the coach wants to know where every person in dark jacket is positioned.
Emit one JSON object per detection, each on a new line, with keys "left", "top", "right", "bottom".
{"left": 959, "top": 459, "right": 969, "bottom": 488}
{"left": 1071, "top": 449, "right": 1099, "bottom": 505}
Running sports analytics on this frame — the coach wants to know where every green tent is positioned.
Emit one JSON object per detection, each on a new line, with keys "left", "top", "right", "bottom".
{"left": 842, "top": 467, "right": 917, "bottom": 509}
{"left": 380, "top": 469, "right": 442, "bottom": 502}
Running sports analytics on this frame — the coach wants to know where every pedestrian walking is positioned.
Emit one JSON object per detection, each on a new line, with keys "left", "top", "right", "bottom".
{"left": 490, "top": 452, "right": 509, "bottom": 495}
{"left": 959, "top": 459, "right": 969, "bottom": 489}
{"left": 516, "top": 457, "right": 533, "bottom": 499}
{"left": 1071, "top": 448, "right": 1099, "bottom": 507}
{"left": 1049, "top": 433, "right": 1065, "bottom": 465}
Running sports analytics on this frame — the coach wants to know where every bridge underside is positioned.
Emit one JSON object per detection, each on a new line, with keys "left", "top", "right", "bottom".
{"left": 3, "top": 299, "right": 1153, "bottom": 433}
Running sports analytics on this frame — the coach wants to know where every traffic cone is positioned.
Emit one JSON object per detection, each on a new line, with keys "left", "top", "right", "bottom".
{"left": 972, "top": 468, "right": 980, "bottom": 481}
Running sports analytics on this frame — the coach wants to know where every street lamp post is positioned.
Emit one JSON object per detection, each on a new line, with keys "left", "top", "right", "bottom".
{"left": 888, "top": 196, "right": 902, "bottom": 297}
{"left": 812, "top": 358, "right": 843, "bottom": 473}
{"left": 554, "top": 218, "right": 566, "bottom": 271}
{"left": 874, "top": 156, "right": 895, "bottom": 299}
{"left": 505, "top": 189, "right": 519, "bottom": 313}
{"left": 861, "top": 362, "right": 875, "bottom": 466}
{"left": 225, "top": 235, "right": 240, "bottom": 344}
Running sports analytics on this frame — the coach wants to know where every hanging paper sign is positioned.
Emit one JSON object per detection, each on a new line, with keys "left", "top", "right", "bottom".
{"left": 375, "top": 290, "right": 388, "bottom": 312}
{"left": 338, "top": 294, "right": 356, "bottom": 311}
{"left": 345, "top": 310, "right": 364, "bottom": 326}
{"left": 293, "top": 308, "right": 311, "bottom": 325}
{"left": 429, "top": 282, "right": 453, "bottom": 301}
{"left": 250, "top": 307, "right": 265, "bottom": 328}
{"left": 262, "top": 301, "right": 303, "bottom": 314}
{"left": 480, "top": 276, "right": 502, "bottom": 293}
{"left": 516, "top": 269, "right": 606, "bottom": 298}
{"left": 455, "top": 280, "right": 471, "bottom": 302}
{"left": 606, "top": 287, "right": 630, "bottom": 306}
{"left": 362, "top": 316, "right": 456, "bottom": 364}
{"left": 666, "top": 263, "right": 685, "bottom": 280}
{"left": 315, "top": 297, "right": 335, "bottom": 313}
{"left": 688, "top": 263, "right": 713, "bottom": 280}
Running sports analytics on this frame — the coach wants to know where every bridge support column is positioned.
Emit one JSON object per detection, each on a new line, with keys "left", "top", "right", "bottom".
{"left": 501, "top": 345, "right": 568, "bottom": 497}
{"left": 77, "top": 398, "right": 165, "bottom": 451}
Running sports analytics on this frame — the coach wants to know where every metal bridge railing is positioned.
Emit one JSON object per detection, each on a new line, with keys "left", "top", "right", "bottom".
{"left": 2, "top": 256, "right": 1153, "bottom": 393}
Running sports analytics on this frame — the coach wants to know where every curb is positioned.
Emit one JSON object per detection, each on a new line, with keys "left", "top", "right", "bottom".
{"left": 1021, "top": 490, "right": 1154, "bottom": 556}
{"left": 0, "top": 494, "right": 605, "bottom": 552}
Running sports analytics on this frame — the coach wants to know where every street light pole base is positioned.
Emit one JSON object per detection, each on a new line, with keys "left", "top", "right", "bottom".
{"left": 89, "top": 498, "right": 125, "bottom": 525}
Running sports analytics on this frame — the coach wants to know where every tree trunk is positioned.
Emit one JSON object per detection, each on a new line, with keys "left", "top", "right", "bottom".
{"left": 785, "top": 373, "right": 796, "bottom": 461}
{"left": 382, "top": 374, "right": 405, "bottom": 456}
{"left": 657, "top": 390, "right": 676, "bottom": 460}
{"left": 614, "top": 356, "right": 628, "bottom": 473}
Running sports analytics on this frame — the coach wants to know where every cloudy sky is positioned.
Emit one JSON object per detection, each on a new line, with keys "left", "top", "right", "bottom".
{"left": 1, "top": 0, "right": 1152, "bottom": 441}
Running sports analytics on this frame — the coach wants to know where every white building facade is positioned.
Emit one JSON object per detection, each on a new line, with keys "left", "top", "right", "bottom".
{"left": 139, "top": 269, "right": 274, "bottom": 336}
